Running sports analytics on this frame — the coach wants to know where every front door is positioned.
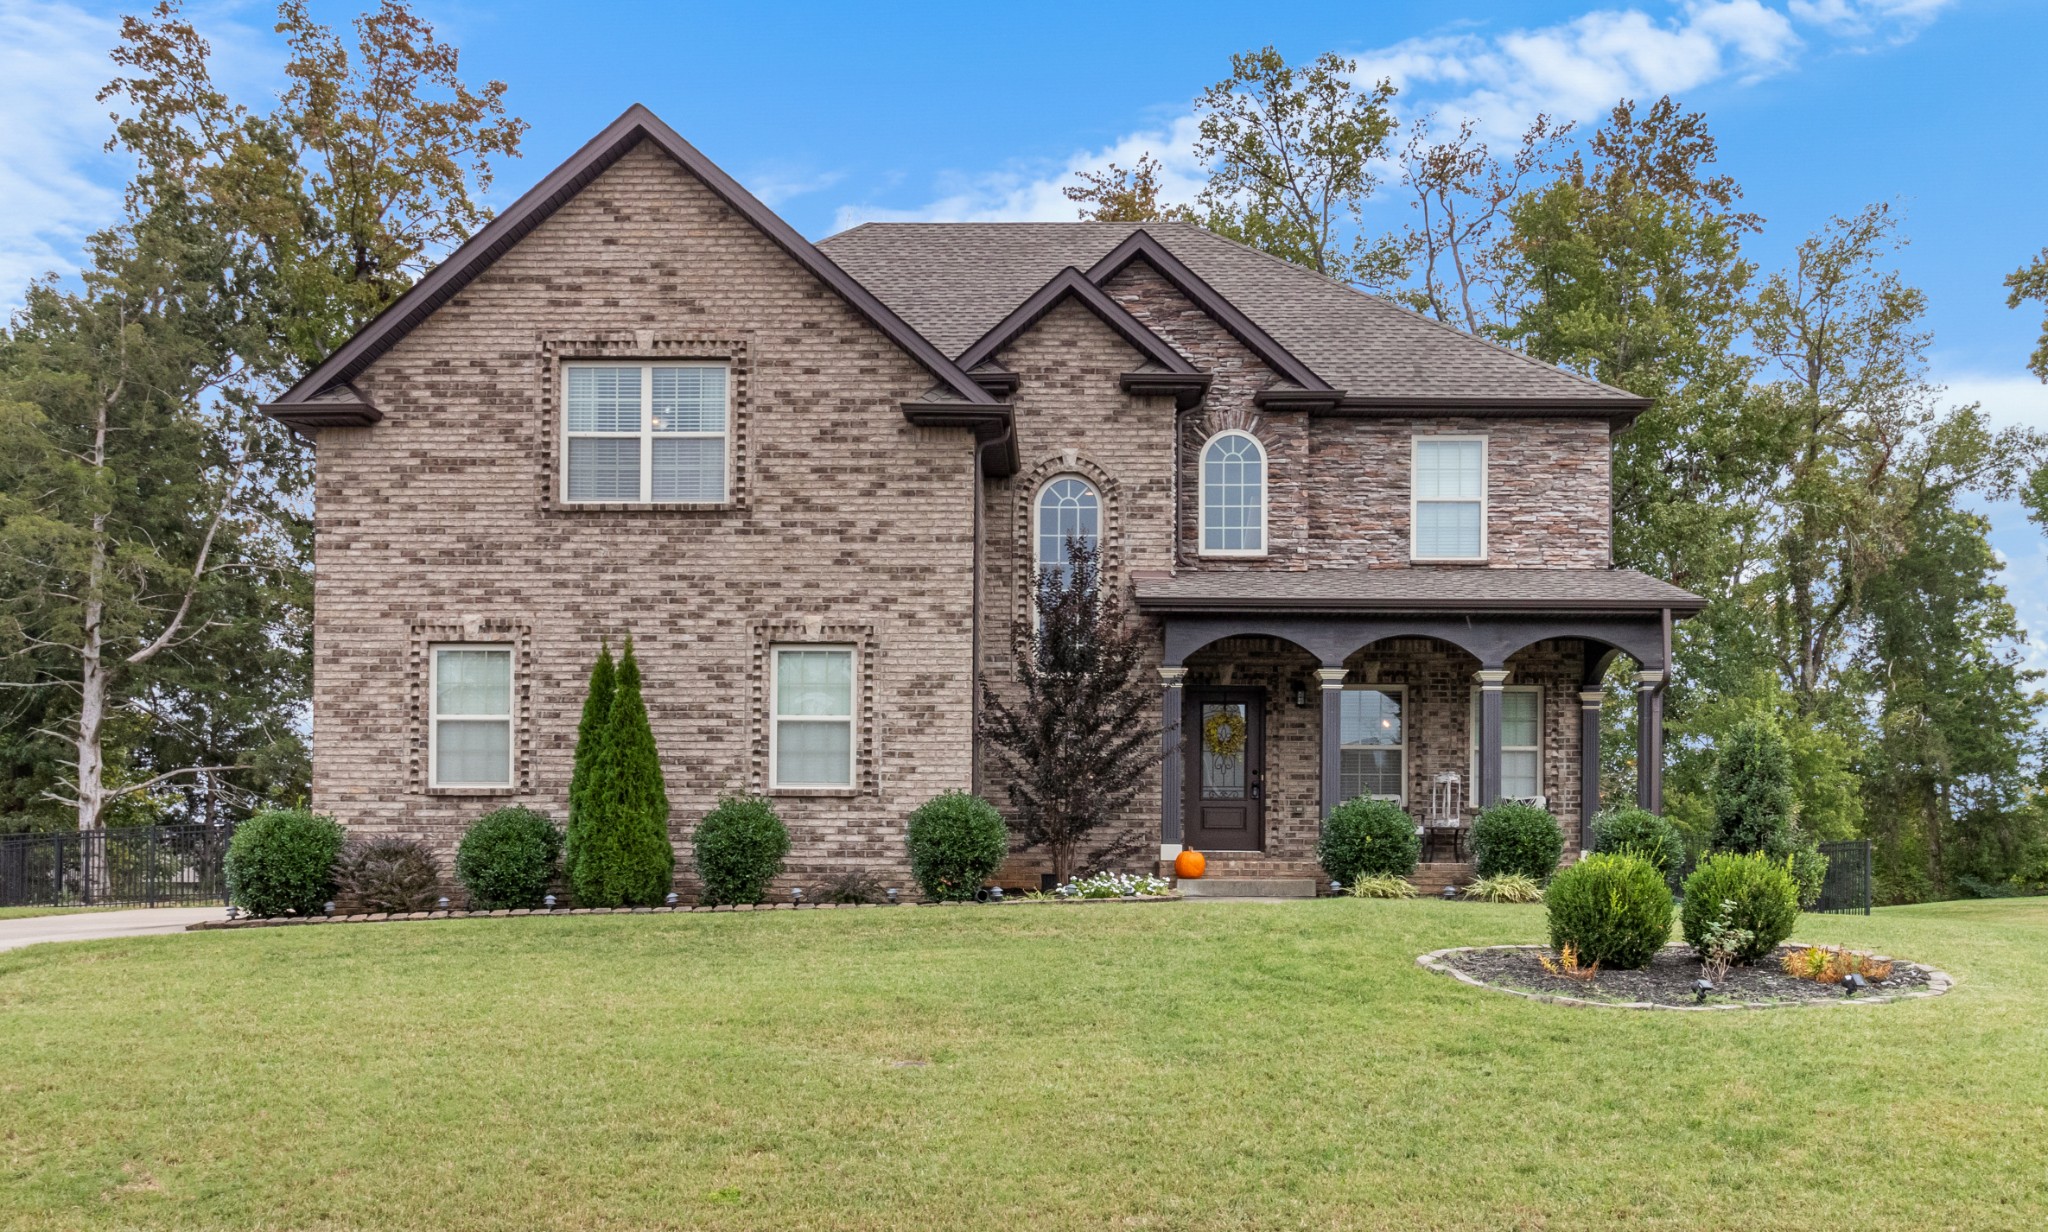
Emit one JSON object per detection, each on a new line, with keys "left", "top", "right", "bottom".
{"left": 1184, "top": 688, "right": 1265, "bottom": 852}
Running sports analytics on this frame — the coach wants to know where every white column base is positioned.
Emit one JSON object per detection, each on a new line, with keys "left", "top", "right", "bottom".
{"left": 1159, "top": 844, "right": 1183, "bottom": 863}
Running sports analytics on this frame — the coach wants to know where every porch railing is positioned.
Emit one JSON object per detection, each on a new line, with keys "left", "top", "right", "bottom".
{"left": 0, "top": 824, "right": 235, "bottom": 909}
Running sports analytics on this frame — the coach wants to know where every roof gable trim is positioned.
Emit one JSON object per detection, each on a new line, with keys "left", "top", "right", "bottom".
{"left": 268, "top": 104, "right": 993, "bottom": 414}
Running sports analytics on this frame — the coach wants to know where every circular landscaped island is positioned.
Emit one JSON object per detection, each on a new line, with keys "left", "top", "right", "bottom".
{"left": 1419, "top": 943, "right": 1952, "bottom": 1010}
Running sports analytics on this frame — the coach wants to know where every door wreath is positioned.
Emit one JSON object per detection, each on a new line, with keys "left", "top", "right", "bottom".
{"left": 1203, "top": 708, "right": 1248, "bottom": 758}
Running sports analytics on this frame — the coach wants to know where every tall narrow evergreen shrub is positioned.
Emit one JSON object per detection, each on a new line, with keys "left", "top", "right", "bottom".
{"left": 569, "top": 639, "right": 675, "bottom": 906}
{"left": 1708, "top": 719, "right": 1796, "bottom": 854}
{"left": 563, "top": 640, "right": 616, "bottom": 887}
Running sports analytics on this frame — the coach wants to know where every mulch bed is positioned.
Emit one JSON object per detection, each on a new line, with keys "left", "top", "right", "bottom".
{"left": 1419, "top": 943, "right": 1951, "bottom": 1010}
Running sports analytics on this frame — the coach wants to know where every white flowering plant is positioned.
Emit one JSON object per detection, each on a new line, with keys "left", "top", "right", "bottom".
{"left": 1058, "top": 872, "right": 1172, "bottom": 899}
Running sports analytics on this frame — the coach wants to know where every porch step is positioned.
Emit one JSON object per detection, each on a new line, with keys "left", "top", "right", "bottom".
{"left": 1176, "top": 877, "right": 1319, "bottom": 899}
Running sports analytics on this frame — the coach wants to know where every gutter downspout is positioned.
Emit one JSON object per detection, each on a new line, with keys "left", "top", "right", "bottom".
{"left": 969, "top": 422, "right": 1011, "bottom": 797}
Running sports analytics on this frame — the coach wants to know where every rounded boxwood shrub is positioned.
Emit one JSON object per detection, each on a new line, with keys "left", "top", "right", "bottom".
{"left": 1545, "top": 853, "right": 1675, "bottom": 969}
{"left": 1590, "top": 806, "right": 1685, "bottom": 884}
{"left": 226, "top": 808, "right": 345, "bottom": 918}
{"left": 1680, "top": 852, "right": 1801, "bottom": 964}
{"left": 1317, "top": 798, "right": 1420, "bottom": 884}
{"left": 906, "top": 791, "right": 1008, "bottom": 901}
{"left": 693, "top": 797, "right": 790, "bottom": 906}
{"left": 1471, "top": 801, "right": 1565, "bottom": 882}
{"left": 456, "top": 807, "right": 563, "bottom": 909}
{"left": 337, "top": 835, "right": 441, "bottom": 914}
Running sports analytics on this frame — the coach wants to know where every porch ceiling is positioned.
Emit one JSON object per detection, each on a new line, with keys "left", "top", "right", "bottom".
{"left": 1132, "top": 566, "right": 1704, "bottom": 616}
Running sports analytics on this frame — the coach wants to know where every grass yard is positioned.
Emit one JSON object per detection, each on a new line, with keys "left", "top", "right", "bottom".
{"left": 2, "top": 897, "right": 2044, "bottom": 1230}
{"left": 0, "top": 906, "right": 116, "bottom": 922}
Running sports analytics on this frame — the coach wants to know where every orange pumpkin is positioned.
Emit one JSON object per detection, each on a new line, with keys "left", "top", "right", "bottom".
{"left": 1174, "top": 849, "right": 1207, "bottom": 880}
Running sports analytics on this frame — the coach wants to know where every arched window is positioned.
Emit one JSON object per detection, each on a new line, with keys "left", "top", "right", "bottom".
{"left": 1200, "top": 430, "right": 1266, "bottom": 555}
{"left": 1035, "top": 476, "right": 1101, "bottom": 591}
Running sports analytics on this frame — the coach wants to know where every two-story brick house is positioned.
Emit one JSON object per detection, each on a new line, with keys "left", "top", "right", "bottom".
{"left": 264, "top": 105, "right": 1701, "bottom": 897}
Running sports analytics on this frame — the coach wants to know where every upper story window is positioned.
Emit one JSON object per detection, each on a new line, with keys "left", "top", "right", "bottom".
{"left": 1412, "top": 436, "right": 1486, "bottom": 561}
{"left": 1200, "top": 430, "right": 1266, "bottom": 556}
{"left": 430, "top": 645, "right": 513, "bottom": 789}
{"left": 563, "top": 362, "right": 729, "bottom": 504}
{"left": 1035, "top": 476, "right": 1101, "bottom": 590}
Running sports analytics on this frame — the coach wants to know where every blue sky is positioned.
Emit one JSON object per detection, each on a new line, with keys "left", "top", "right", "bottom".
{"left": 4, "top": 0, "right": 2046, "bottom": 653}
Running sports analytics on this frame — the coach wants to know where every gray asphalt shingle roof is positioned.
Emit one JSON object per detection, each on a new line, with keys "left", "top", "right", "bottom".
{"left": 817, "top": 221, "right": 1641, "bottom": 405}
{"left": 1132, "top": 567, "right": 1705, "bottom": 613}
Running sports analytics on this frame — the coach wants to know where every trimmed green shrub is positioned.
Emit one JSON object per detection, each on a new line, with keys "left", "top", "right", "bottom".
{"left": 1680, "top": 852, "right": 1801, "bottom": 964}
{"left": 1591, "top": 806, "right": 1685, "bottom": 884}
{"left": 456, "top": 807, "right": 563, "bottom": 909}
{"left": 1545, "top": 853, "right": 1675, "bottom": 969}
{"left": 226, "top": 808, "right": 345, "bottom": 917}
{"left": 570, "top": 639, "right": 676, "bottom": 907}
{"left": 1471, "top": 801, "right": 1565, "bottom": 882}
{"left": 336, "top": 835, "right": 441, "bottom": 913}
{"left": 906, "top": 791, "right": 1008, "bottom": 901}
{"left": 563, "top": 640, "right": 616, "bottom": 887}
{"left": 693, "top": 797, "right": 790, "bottom": 906}
{"left": 1317, "top": 798, "right": 1420, "bottom": 884}
{"left": 1780, "top": 840, "right": 1830, "bottom": 909}
{"left": 1709, "top": 719, "right": 1796, "bottom": 854}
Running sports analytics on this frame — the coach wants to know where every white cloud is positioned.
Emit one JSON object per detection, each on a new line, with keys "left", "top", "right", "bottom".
{"left": 1937, "top": 370, "right": 2048, "bottom": 430}
{"left": 0, "top": 0, "right": 121, "bottom": 306}
{"left": 846, "top": 0, "right": 1950, "bottom": 227}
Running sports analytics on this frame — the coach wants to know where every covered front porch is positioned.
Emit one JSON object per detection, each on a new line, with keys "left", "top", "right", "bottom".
{"left": 1133, "top": 568, "right": 1703, "bottom": 879}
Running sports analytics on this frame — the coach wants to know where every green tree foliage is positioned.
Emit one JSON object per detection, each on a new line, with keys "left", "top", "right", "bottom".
{"left": 1064, "top": 154, "right": 1200, "bottom": 224}
{"left": 569, "top": 639, "right": 674, "bottom": 907}
{"left": 563, "top": 641, "right": 615, "bottom": 883}
{"left": 1188, "top": 47, "right": 1407, "bottom": 287}
{"left": 1, "top": 1, "right": 521, "bottom": 834}
{"left": 979, "top": 538, "right": 1157, "bottom": 883}
{"left": 1589, "top": 806, "right": 1685, "bottom": 884}
{"left": 2006, "top": 247, "right": 2048, "bottom": 382}
{"left": 1708, "top": 719, "right": 1796, "bottom": 854}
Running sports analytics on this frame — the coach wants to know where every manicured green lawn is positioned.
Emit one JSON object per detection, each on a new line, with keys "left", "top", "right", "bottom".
{"left": 1, "top": 897, "right": 2043, "bottom": 1230}
{"left": 0, "top": 906, "right": 115, "bottom": 921}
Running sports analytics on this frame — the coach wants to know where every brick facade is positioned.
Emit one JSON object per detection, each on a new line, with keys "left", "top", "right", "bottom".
{"left": 300, "top": 139, "right": 1632, "bottom": 898}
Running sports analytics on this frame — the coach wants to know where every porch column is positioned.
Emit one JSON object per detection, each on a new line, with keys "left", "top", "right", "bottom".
{"left": 1578, "top": 690, "right": 1604, "bottom": 851}
{"left": 1634, "top": 670, "right": 1665, "bottom": 814}
{"left": 1476, "top": 668, "right": 1509, "bottom": 806}
{"left": 1317, "top": 667, "right": 1349, "bottom": 822}
{"left": 1159, "top": 666, "right": 1187, "bottom": 860}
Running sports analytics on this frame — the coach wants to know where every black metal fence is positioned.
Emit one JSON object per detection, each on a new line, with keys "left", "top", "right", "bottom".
{"left": 0, "top": 825, "right": 234, "bottom": 908}
{"left": 1812, "top": 839, "right": 1873, "bottom": 915}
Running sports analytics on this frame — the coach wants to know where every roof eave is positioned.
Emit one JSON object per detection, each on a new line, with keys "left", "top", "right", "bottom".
{"left": 1132, "top": 595, "right": 1708, "bottom": 618}
{"left": 955, "top": 267, "right": 1198, "bottom": 377}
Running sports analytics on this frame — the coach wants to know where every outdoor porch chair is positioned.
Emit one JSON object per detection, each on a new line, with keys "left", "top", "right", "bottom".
{"left": 1422, "top": 772, "right": 1468, "bottom": 862}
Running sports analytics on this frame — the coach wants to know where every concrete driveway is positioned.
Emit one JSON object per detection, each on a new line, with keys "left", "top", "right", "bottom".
{"left": 0, "top": 906, "right": 227, "bottom": 953}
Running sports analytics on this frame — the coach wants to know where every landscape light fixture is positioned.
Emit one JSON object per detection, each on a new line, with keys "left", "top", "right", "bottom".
{"left": 1329, "top": 881, "right": 1343, "bottom": 895}
{"left": 542, "top": 894, "right": 556, "bottom": 909}
{"left": 1442, "top": 884, "right": 1458, "bottom": 901}
{"left": 1692, "top": 978, "right": 1714, "bottom": 1005}
{"left": 886, "top": 887, "right": 898, "bottom": 904}
{"left": 665, "top": 892, "right": 679, "bottom": 907}
{"left": 990, "top": 886, "right": 1004, "bottom": 903}
{"left": 226, "top": 905, "right": 240, "bottom": 921}
{"left": 436, "top": 896, "right": 449, "bottom": 912}
{"left": 1842, "top": 973, "right": 1869, "bottom": 998}
{"left": 323, "top": 901, "right": 335, "bottom": 917}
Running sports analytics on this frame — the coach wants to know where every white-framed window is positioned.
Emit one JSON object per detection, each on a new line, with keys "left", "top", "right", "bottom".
{"left": 1034, "top": 476, "right": 1101, "bottom": 591}
{"left": 1199, "top": 430, "right": 1267, "bottom": 555}
{"left": 1412, "top": 435, "right": 1486, "bottom": 560}
{"left": 1471, "top": 685, "right": 1542, "bottom": 800}
{"left": 429, "top": 645, "right": 513, "bottom": 789}
{"left": 1340, "top": 686, "right": 1406, "bottom": 803}
{"left": 562, "top": 361, "right": 729, "bottom": 503}
{"left": 770, "top": 645, "right": 855, "bottom": 789}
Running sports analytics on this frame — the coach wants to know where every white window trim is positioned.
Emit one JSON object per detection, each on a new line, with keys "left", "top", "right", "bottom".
{"left": 1198, "top": 429, "right": 1269, "bottom": 558}
{"left": 768, "top": 644, "right": 857, "bottom": 791}
{"left": 1340, "top": 684, "right": 1407, "bottom": 805}
{"left": 428, "top": 643, "right": 514, "bottom": 790}
{"left": 1470, "top": 684, "right": 1543, "bottom": 799}
{"left": 1410, "top": 433, "right": 1488, "bottom": 562}
{"left": 560, "top": 359, "right": 732, "bottom": 505}
{"left": 1033, "top": 474, "right": 1103, "bottom": 583}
